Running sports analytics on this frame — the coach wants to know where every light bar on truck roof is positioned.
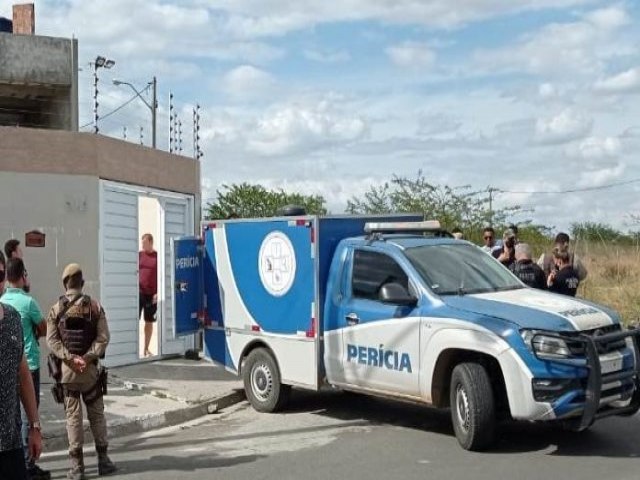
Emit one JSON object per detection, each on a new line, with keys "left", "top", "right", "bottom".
{"left": 364, "top": 220, "right": 442, "bottom": 234}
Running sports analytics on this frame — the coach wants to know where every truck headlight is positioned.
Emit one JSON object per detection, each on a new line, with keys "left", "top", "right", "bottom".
{"left": 521, "top": 330, "right": 571, "bottom": 360}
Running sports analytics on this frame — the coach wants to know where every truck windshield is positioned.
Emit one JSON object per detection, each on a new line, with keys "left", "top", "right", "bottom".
{"left": 405, "top": 243, "right": 523, "bottom": 295}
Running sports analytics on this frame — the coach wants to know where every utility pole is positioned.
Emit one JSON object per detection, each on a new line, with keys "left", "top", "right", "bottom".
{"left": 488, "top": 187, "right": 496, "bottom": 227}
{"left": 113, "top": 76, "right": 157, "bottom": 148}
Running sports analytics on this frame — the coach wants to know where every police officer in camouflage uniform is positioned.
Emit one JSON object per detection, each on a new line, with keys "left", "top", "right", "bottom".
{"left": 46, "top": 264, "right": 116, "bottom": 480}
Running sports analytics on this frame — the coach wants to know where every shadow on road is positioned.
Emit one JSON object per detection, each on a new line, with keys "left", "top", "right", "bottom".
{"left": 287, "top": 389, "right": 640, "bottom": 457}
{"left": 44, "top": 453, "right": 263, "bottom": 478}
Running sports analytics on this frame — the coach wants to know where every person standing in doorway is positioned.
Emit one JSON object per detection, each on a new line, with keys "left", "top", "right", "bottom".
{"left": 139, "top": 233, "right": 158, "bottom": 358}
{"left": 4, "top": 240, "right": 30, "bottom": 293}
{"left": 1, "top": 259, "right": 49, "bottom": 480}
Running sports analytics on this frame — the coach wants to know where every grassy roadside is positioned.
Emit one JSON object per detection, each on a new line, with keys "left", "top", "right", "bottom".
{"left": 576, "top": 243, "right": 640, "bottom": 326}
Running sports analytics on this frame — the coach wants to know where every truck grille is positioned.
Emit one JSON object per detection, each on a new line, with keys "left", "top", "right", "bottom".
{"left": 566, "top": 324, "right": 627, "bottom": 356}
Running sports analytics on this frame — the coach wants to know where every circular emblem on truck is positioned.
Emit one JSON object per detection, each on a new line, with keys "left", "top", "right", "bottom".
{"left": 258, "top": 231, "right": 297, "bottom": 297}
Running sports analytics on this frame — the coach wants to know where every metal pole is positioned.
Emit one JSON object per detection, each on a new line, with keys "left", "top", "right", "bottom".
{"left": 152, "top": 76, "right": 157, "bottom": 148}
{"left": 488, "top": 188, "right": 494, "bottom": 227}
{"left": 93, "top": 63, "right": 99, "bottom": 134}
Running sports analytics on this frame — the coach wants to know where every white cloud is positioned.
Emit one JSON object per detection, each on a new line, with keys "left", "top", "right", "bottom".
{"left": 386, "top": 42, "right": 436, "bottom": 68}
{"left": 583, "top": 5, "right": 631, "bottom": 31}
{"left": 576, "top": 163, "right": 626, "bottom": 188}
{"left": 247, "top": 99, "right": 369, "bottom": 156}
{"left": 473, "top": 5, "right": 632, "bottom": 77}
{"left": 417, "top": 112, "right": 462, "bottom": 136}
{"left": 538, "top": 83, "right": 557, "bottom": 99}
{"left": 535, "top": 108, "right": 593, "bottom": 144}
{"left": 565, "top": 136, "right": 622, "bottom": 160}
{"left": 594, "top": 67, "right": 640, "bottom": 94}
{"left": 303, "top": 49, "right": 350, "bottom": 63}
{"left": 222, "top": 65, "right": 276, "bottom": 98}
{"left": 199, "top": 94, "right": 370, "bottom": 159}
{"left": 207, "top": 0, "right": 594, "bottom": 34}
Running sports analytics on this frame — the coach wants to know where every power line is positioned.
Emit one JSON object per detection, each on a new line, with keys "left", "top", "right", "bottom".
{"left": 497, "top": 177, "right": 640, "bottom": 195}
{"left": 79, "top": 90, "right": 145, "bottom": 129}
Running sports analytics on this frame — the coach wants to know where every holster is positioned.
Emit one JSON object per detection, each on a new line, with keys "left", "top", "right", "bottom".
{"left": 99, "top": 366, "right": 109, "bottom": 396}
{"left": 47, "top": 353, "right": 62, "bottom": 382}
{"left": 77, "top": 366, "right": 109, "bottom": 405}
{"left": 48, "top": 353, "right": 65, "bottom": 404}
{"left": 51, "top": 383, "right": 65, "bottom": 404}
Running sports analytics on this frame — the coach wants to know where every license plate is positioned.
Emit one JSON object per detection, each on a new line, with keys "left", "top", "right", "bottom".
{"left": 600, "top": 353, "right": 623, "bottom": 374}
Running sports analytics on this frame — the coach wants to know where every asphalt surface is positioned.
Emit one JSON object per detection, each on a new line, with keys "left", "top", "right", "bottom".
{"left": 40, "top": 390, "right": 640, "bottom": 480}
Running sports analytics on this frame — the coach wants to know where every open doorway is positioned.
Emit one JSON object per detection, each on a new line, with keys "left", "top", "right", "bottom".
{"left": 138, "top": 196, "right": 161, "bottom": 358}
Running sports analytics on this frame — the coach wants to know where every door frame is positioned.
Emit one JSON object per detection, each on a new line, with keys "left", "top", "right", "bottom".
{"left": 99, "top": 180, "right": 196, "bottom": 363}
{"left": 158, "top": 195, "right": 195, "bottom": 356}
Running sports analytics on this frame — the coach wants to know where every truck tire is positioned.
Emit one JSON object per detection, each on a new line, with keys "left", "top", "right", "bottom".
{"left": 450, "top": 362, "right": 496, "bottom": 451}
{"left": 243, "top": 348, "right": 290, "bottom": 413}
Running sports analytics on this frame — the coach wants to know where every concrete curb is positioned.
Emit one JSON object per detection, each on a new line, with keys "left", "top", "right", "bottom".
{"left": 43, "top": 389, "right": 246, "bottom": 452}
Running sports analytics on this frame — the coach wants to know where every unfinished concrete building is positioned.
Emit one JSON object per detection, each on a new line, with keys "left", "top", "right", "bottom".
{"left": 0, "top": 3, "right": 79, "bottom": 130}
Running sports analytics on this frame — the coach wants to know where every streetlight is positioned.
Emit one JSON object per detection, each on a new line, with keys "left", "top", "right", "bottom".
{"left": 92, "top": 55, "right": 115, "bottom": 135}
{"left": 113, "top": 77, "right": 157, "bottom": 149}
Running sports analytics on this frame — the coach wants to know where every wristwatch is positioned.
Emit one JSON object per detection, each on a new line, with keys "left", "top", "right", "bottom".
{"left": 28, "top": 421, "right": 42, "bottom": 432}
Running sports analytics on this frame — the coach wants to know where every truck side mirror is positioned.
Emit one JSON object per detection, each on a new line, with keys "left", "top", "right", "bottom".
{"left": 379, "top": 282, "right": 418, "bottom": 307}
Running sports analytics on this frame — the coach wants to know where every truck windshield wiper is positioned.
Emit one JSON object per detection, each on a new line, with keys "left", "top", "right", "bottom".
{"left": 493, "top": 285, "right": 524, "bottom": 292}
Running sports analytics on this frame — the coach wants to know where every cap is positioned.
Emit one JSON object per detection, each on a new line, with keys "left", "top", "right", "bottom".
{"left": 62, "top": 263, "right": 82, "bottom": 282}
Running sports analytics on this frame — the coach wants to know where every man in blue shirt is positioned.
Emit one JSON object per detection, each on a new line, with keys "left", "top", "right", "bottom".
{"left": 1, "top": 258, "right": 49, "bottom": 480}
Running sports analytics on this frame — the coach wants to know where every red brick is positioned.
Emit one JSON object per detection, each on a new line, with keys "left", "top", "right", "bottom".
{"left": 12, "top": 3, "right": 35, "bottom": 35}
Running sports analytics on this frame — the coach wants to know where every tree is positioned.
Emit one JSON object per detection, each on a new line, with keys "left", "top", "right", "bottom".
{"left": 206, "top": 183, "right": 327, "bottom": 219}
{"left": 346, "top": 171, "right": 529, "bottom": 241}
{"left": 571, "top": 222, "right": 622, "bottom": 242}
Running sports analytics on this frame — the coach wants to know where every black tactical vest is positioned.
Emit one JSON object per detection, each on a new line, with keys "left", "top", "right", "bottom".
{"left": 57, "top": 295, "right": 98, "bottom": 356}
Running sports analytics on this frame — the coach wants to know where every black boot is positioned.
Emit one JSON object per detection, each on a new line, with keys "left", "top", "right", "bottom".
{"left": 96, "top": 445, "right": 117, "bottom": 476}
{"left": 26, "top": 463, "right": 51, "bottom": 480}
{"left": 67, "top": 448, "right": 85, "bottom": 480}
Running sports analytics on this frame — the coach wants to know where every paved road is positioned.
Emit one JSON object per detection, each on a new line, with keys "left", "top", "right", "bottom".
{"left": 41, "top": 390, "right": 640, "bottom": 480}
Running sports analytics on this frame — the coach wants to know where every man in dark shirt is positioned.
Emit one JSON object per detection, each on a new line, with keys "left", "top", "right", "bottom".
{"left": 139, "top": 234, "right": 158, "bottom": 357}
{"left": 509, "top": 243, "right": 546, "bottom": 290}
{"left": 0, "top": 252, "right": 42, "bottom": 480}
{"left": 547, "top": 247, "right": 580, "bottom": 296}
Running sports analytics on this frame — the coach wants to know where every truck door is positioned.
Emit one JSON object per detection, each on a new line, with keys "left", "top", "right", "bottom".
{"left": 172, "top": 236, "right": 203, "bottom": 338}
{"left": 340, "top": 248, "right": 421, "bottom": 397}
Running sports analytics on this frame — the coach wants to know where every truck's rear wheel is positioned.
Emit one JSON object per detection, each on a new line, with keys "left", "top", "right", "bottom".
{"left": 450, "top": 362, "right": 496, "bottom": 451}
{"left": 243, "top": 348, "right": 290, "bottom": 413}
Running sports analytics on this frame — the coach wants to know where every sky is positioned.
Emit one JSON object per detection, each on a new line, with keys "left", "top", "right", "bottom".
{"left": 2, "top": 0, "right": 640, "bottom": 231}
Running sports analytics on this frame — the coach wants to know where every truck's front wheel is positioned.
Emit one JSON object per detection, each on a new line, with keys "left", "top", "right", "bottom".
{"left": 243, "top": 348, "right": 290, "bottom": 413}
{"left": 450, "top": 362, "right": 496, "bottom": 451}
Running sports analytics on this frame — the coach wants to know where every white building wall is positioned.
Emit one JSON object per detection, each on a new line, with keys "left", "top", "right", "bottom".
{"left": 0, "top": 171, "right": 100, "bottom": 372}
